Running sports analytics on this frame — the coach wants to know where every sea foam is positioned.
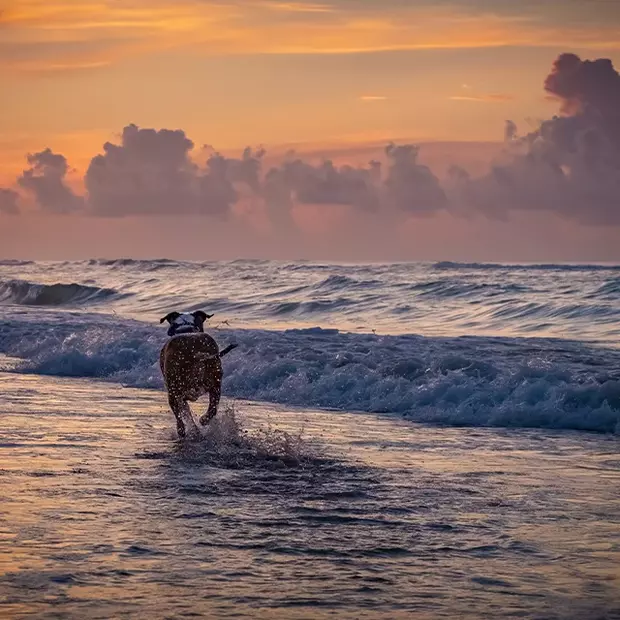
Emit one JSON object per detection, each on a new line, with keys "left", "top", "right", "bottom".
{"left": 1, "top": 312, "right": 618, "bottom": 434}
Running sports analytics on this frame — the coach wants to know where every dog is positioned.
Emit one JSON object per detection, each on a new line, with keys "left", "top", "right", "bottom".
{"left": 159, "top": 310, "right": 237, "bottom": 438}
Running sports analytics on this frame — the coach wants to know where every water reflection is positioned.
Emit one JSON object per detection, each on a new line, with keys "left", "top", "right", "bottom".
{"left": 1, "top": 372, "right": 619, "bottom": 618}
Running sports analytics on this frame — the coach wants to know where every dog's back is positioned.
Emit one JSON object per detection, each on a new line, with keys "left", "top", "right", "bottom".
{"left": 160, "top": 333, "right": 222, "bottom": 399}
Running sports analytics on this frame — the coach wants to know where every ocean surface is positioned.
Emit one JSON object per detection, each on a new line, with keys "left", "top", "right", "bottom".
{"left": 1, "top": 259, "right": 619, "bottom": 618}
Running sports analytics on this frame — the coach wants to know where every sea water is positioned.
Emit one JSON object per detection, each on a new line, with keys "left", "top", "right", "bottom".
{"left": 0, "top": 259, "right": 619, "bottom": 618}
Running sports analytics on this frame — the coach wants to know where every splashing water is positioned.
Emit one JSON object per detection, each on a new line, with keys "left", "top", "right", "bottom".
{"left": 141, "top": 403, "right": 316, "bottom": 469}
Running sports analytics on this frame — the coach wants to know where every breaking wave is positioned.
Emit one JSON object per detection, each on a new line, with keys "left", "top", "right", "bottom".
{"left": 1, "top": 313, "right": 618, "bottom": 434}
{"left": 592, "top": 278, "right": 620, "bottom": 300}
{"left": 407, "top": 279, "right": 530, "bottom": 298}
{"left": 433, "top": 261, "right": 620, "bottom": 272}
{"left": 0, "top": 259, "right": 34, "bottom": 266}
{"left": 0, "top": 279, "right": 122, "bottom": 307}
{"left": 85, "top": 258, "right": 185, "bottom": 270}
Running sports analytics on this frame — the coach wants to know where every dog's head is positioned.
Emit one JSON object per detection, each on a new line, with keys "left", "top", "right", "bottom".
{"left": 160, "top": 310, "right": 214, "bottom": 337}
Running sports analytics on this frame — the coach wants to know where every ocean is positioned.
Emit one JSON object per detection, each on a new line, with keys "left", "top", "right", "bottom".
{"left": 1, "top": 259, "right": 619, "bottom": 618}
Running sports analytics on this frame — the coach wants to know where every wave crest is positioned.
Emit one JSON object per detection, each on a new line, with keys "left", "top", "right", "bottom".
{"left": 0, "top": 279, "right": 121, "bottom": 306}
{"left": 0, "top": 260, "right": 34, "bottom": 266}
{"left": 433, "top": 261, "right": 620, "bottom": 272}
{"left": 1, "top": 316, "right": 618, "bottom": 434}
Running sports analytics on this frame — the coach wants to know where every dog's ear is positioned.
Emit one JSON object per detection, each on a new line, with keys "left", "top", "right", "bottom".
{"left": 160, "top": 311, "right": 181, "bottom": 325}
{"left": 192, "top": 310, "right": 214, "bottom": 324}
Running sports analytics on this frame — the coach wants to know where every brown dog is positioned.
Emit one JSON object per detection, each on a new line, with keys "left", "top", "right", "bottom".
{"left": 159, "top": 310, "right": 237, "bottom": 438}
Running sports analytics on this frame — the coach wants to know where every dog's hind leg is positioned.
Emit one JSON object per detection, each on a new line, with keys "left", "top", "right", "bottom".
{"left": 199, "top": 383, "right": 221, "bottom": 426}
{"left": 168, "top": 393, "right": 190, "bottom": 438}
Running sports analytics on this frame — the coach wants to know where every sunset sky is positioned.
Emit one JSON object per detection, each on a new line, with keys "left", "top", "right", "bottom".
{"left": 1, "top": 0, "right": 619, "bottom": 261}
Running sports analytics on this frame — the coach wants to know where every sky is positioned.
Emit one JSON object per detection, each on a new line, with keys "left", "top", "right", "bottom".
{"left": 1, "top": 0, "right": 619, "bottom": 261}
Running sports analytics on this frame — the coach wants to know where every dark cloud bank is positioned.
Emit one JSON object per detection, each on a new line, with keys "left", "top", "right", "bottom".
{"left": 3, "top": 54, "right": 620, "bottom": 228}
{"left": 447, "top": 53, "right": 620, "bottom": 225}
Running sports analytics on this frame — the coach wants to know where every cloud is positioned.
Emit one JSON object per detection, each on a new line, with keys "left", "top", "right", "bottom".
{"left": 85, "top": 124, "right": 199, "bottom": 216}
{"left": 544, "top": 52, "right": 620, "bottom": 128}
{"left": 450, "top": 53, "right": 620, "bottom": 225}
{"left": 85, "top": 124, "right": 267, "bottom": 217}
{"left": 199, "top": 148, "right": 267, "bottom": 217}
{"left": 83, "top": 126, "right": 446, "bottom": 220}
{"left": 0, "top": 188, "right": 20, "bottom": 215}
{"left": 264, "top": 156, "right": 379, "bottom": 212}
{"left": 0, "top": 1, "right": 236, "bottom": 74}
{"left": 504, "top": 120, "right": 518, "bottom": 142}
{"left": 262, "top": 143, "right": 447, "bottom": 219}
{"left": 449, "top": 93, "right": 514, "bottom": 103}
{"left": 17, "top": 148, "right": 83, "bottom": 213}
{"left": 256, "top": 2, "right": 335, "bottom": 13}
{"left": 2, "top": 1, "right": 620, "bottom": 74}
{"left": 359, "top": 95, "right": 388, "bottom": 101}
{"left": 0, "top": 36, "right": 132, "bottom": 75}
{"left": 4, "top": 54, "right": 620, "bottom": 228}
{"left": 383, "top": 144, "right": 447, "bottom": 214}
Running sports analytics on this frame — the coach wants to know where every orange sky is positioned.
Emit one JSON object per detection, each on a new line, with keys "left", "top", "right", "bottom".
{"left": 1, "top": 0, "right": 619, "bottom": 260}
{"left": 2, "top": 0, "right": 619, "bottom": 174}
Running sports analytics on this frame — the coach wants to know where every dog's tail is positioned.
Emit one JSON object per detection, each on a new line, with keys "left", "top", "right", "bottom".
{"left": 195, "top": 343, "right": 238, "bottom": 361}
{"left": 219, "top": 343, "right": 238, "bottom": 357}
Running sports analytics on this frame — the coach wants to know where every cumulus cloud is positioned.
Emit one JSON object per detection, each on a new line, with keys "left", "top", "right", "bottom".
{"left": 264, "top": 156, "right": 380, "bottom": 212}
{"left": 383, "top": 144, "right": 447, "bottom": 214}
{"left": 85, "top": 125, "right": 268, "bottom": 218}
{"left": 504, "top": 120, "right": 518, "bottom": 142}
{"left": 0, "top": 188, "right": 20, "bottom": 215}
{"left": 17, "top": 148, "right": 83, "bottom": 213}
{"left": 86, "top": 124, "right": 200, "bottom": 216}
{"left": 200, "top": 147, "right": 267, "bottom": 216}
{"left": 81, "top": 126, "right": 447, "bottom": 223}
{"left": 4, "top": 54, "right": 620, "bottom": 228}
{"left": 261, "top": 143, "right": 447, "bottom": 218}
{"left": 544, "top": 53, "right": 620, "bottom": 122}
{"left": 451, "top": 53, "right": 620, "bottom": 224}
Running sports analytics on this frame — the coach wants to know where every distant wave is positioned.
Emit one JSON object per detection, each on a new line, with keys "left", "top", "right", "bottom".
{"left": 315, "top": 274, "right": 382, "bottom": 291}
{"left": 1, "top": 259, "right": 619, "bottom": 343}
{"left": 267, "top": 298, "right": 357, "bottom": 316}
{"left": 592, "top": 278, "right": 620, "bottom": 299}
{"left": 1, "top": 314, "right": 618, "bottom": 434}
{"left": 85, "top": 258, "right": 187, "bottom": 271}
{"left": 433, "top": 261, "right": 620, "bottom": 272}
{"left": 408, "top": 279, "right": 530, "bottom": 298}
{"left": 0, "top": 259, "right": 34, "bottom": 266}
{"left": 0, "top": 279, "right": 121, "bottom": 306}
{"left": 283, "top": 262, "right": 338, "bottom": 272}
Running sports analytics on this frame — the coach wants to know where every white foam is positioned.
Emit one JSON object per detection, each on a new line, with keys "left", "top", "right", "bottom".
{"left": 1, "top": 312, "right": 619, "bottom": 434}
{"left": 164, "top": 403, "right": 315, "bottom": 467}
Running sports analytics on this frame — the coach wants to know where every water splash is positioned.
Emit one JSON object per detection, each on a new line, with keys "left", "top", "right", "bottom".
{"left": 141, "top": 404, "right": 316, "bottom": 468}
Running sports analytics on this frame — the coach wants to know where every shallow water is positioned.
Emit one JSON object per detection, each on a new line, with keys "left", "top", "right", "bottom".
{"left": 1, "top": 372, "right": 619, "bottom": 619}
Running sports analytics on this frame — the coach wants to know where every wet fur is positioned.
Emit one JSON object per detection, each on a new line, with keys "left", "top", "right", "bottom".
{"left": 159, "top": 312, "right": 237, "bottom": 438}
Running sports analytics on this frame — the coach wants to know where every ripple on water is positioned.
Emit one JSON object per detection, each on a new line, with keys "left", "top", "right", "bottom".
{"left": 2, "top": 377, "right": 620, "bottom": 619}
